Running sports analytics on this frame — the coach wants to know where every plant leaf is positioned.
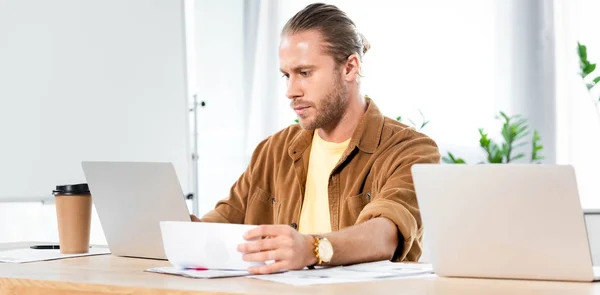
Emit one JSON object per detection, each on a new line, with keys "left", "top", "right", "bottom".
{"left": 442, "top": 157, "right": 452, "bottom": 164}
{"left": 488, "top": 141, "right": 504, "bottom": 163}
{"left": 479, "top": 129, "right": 490, "bottom": 149}
{"left": 479, "top": 125, "right": 507, "bottom": 163}
{"left": 581, "top": 61, "right": 591, "bottom": 78}
{"left": 501, "top": 142, "right": 509, "bottom": 155}
{"left": 396, "top": 116, "right": 402, "bottom": 122}
{"left": 442, "top": 152, "right": 466, "bottom": 164}
{"left": 578, "top": 42, "right": 596, "bottom": 78}
{"left": 587, "top": 63, "right": 597, "bottom": 75}
{"left": 579, "top": 42, "right": 588, "bottom": 61}
{"left": 531, "top": 129, "right": 544, "bottom": 162}
{"left": 511, "top": 153, "right": 526, "bottom": 161}
{"left": 513, "top": 141, "right": 529, "bottom": 149}
{"left": 514, "top": 131, "right": 530, "bottom": 141}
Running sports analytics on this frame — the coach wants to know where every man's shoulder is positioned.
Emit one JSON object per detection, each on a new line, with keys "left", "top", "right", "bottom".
{"left": 254, "top": 124, "right": 305, "bottom": 154}
{"left": 374, "top": 116, "right": 440, "bottom": 163}
{"left": 376, "top": 116, "right": 439, "bottom": 158}
{"left": 272, "top": 124, "right": 305, "bottom": 141}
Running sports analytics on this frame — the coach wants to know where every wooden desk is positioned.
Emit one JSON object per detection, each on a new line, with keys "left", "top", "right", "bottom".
{"left": 0, "top": 242, "right": 599, "bottom": 295}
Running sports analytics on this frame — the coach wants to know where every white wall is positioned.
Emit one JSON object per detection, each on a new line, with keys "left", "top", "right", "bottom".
{"left": 192, "top": 0, "right": 249, "bottom": 215}
{"left": 0, "top": 0, "right": 190, "bottom": 201}
{"left": 0, "top": 203, "right": 105, "bottom": 244}
{"left": 0, "top": 200, "right": 193, "bottom": 244}
{"left": 0, "top": 0, "right": 190, "bottom": 242}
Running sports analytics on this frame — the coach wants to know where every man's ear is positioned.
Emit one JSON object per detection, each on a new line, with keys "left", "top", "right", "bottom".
{"left": 343, "top": 54, "right": 361, "bottom": 82}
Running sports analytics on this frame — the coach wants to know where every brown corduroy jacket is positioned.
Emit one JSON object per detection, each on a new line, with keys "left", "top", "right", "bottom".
{"left": 201, "top": 98, "right": 440, "bottom": 261}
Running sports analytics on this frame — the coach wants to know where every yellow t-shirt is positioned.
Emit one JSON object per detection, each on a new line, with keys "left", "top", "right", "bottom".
{"left": 298, "top": 131, "right": 350, "bottom": 234}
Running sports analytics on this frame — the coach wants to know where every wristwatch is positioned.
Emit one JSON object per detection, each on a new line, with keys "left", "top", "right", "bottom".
{"left": 312, "top": 235, "right": 334, "bottom": 265}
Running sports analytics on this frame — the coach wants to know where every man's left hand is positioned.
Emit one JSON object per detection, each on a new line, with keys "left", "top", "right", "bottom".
{"left": 237, "top": 225, "right": 317, "bottom": 274}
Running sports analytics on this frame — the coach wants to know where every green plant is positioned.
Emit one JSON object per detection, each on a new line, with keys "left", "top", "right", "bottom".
{"left": 578, "top": 42, "right": 600, "bottom": 97}
{"left": 442, "top": 112, "right": 544, "bottom": 164}
{"left": 444, "top": 152, "right": 465, "bottom": 164}
{"left": 578, "top": 42, "right": 600, "bottom": 124}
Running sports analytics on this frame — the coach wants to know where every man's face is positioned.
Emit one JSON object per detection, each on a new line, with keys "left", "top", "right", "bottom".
{"left": 279, "top": 30, "right": 348, "bottom": 130}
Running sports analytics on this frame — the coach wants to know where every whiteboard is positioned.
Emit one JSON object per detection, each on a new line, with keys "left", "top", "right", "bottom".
{"left": 0, "top": 0, "right": 190, "bottom": 201}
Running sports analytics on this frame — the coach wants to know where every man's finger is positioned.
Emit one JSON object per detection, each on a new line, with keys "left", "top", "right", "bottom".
{"left": 237, "top": 236, "right": 280, "bottom": 253}
{"left": 248, "top": 261, "right": 289, "bottom": 275}
{"left": 190, "top": 214, "right": 201, "bottom": 222}
{"left": 244, "top": 224, "right": 291, "bottom": 240}
{"left": 242, "top": 249, "right": 288, "bottom": 263}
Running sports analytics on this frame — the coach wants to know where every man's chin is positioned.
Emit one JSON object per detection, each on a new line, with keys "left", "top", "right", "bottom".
{"left": 297, "top": 118, "right": 316, "bottom": 130}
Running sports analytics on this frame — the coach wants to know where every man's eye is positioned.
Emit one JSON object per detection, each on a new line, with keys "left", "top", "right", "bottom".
{"left": 281, "top": 73, "right": 289, "bottom": 79}
{"left": 300, "top": 71, "right": 309, "bottom": 77}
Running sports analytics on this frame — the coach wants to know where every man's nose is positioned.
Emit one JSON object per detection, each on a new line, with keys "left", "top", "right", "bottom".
{"left": 286, "top": 78, "right": 302, "bottom": 100}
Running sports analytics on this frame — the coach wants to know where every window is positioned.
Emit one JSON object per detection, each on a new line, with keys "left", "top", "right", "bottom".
{"left": 555, "top": 0, "right": 600, "bottom": 208}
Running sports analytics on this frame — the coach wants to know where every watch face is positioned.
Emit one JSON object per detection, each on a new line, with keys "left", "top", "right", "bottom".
{"left": 318, "top": 238, "right": 334, "bottom": 262}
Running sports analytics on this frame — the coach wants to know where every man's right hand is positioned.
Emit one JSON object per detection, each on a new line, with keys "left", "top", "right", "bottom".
{"left": 190, "top": 214, "right": 201, "bottom": 222}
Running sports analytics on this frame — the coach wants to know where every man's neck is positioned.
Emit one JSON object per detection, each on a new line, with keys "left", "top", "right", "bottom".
{"left": 317, "top": 95, "right": 367, "bottom": 143}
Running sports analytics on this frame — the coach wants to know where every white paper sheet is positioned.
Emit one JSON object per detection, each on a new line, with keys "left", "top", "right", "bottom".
{"left": 160, "top": 221, "right": 265, "bottom": 270}
{"left": 248, "top": 262, "right": 434, "bottom": 286}
{"left": 146, "top": 266, "right": 250, "bottom": 279}
{"left": 0, "top": 247, "right": 111, "bottom": 263}
{"left": 342, "top": 261, "right": 433, "bottom": 273}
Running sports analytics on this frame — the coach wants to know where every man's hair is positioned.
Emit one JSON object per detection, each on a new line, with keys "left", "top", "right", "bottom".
{"left": 282, "top": 3, "right": 370, "bottom": 66}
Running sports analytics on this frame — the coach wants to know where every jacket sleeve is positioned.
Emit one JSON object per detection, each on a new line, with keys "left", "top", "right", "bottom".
{"left": 354, "top": 133, "right": 440, "bottom": 262}
{"left": 200, "top": 137, "right": 270, "bottom": 224}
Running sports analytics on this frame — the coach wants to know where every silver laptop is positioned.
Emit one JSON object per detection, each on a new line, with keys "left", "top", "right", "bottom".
{"left": 81, "top": 161, "right": 191, "bottom": 260}
{"left": 411, "top": 164, "right": 600, "bottom": 282}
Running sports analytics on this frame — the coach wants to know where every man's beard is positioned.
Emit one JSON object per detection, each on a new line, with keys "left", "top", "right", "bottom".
{"left": 295, "top": 75, "right": 348, "bottom": 130}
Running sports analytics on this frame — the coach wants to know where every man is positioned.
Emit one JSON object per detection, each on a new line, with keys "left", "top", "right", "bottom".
{"left": 193, "top": 3, "right": 440, "bottom": 274}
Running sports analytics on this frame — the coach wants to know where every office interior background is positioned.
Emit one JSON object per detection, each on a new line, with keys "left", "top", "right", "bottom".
{"left": 0, "top": 0, "right": 599, "bottom": 260}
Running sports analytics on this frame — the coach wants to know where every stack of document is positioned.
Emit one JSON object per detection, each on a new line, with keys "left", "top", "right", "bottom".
{"left": 250, "top": 261, "right": 434, "bottom": 286}
{"left": 146, "top": 261, "right": 433, "bottom": 285}
{"left": 147, "top": 267, "right": 250, "bottom": 279}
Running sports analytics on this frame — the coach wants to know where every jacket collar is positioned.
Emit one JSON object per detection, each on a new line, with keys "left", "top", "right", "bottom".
{"left": 288, "top": 96, "right": 384, "bottom": 160}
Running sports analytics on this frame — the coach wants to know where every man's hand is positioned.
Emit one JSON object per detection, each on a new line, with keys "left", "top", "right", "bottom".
{"left": 237, "top": 225, "right": 317, "bottom": 274}
{"left": 190, "top": 214, "right": 201, "bottom": 222}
